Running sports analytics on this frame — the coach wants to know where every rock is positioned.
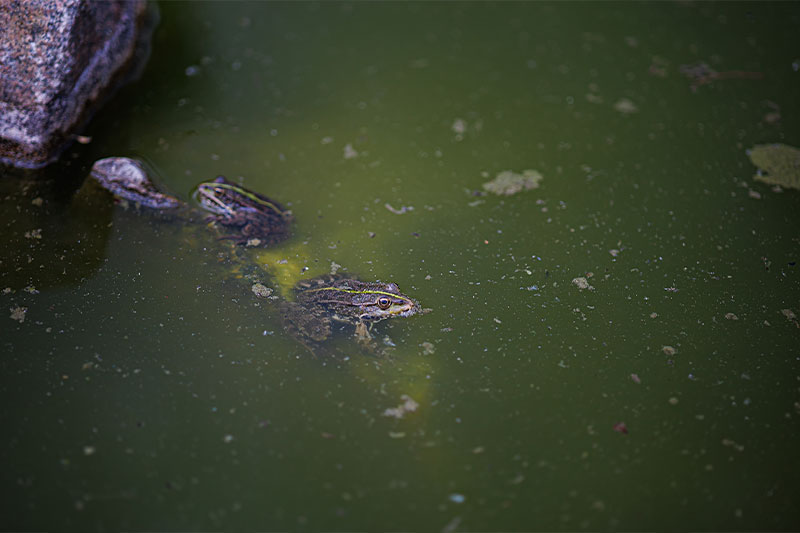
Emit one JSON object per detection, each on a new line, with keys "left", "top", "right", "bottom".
{"left": 0, "top": 0, "right": 155, "bottom": 169}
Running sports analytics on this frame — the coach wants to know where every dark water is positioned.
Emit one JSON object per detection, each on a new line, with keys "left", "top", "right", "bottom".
{"left": 2, "top": 2, "right": 800, "bottom": 531}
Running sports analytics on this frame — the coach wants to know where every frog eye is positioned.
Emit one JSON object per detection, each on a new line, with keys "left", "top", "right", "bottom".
{"left": 377, "top": 296, "right": 391, "bottom": 310}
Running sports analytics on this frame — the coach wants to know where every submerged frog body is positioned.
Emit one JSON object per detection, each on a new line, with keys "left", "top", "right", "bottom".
{"left": 281, "top": 275, "right": 421, "bottom": 355}
{"left": 193, "top": 176, "right": 292, "bottom": 245}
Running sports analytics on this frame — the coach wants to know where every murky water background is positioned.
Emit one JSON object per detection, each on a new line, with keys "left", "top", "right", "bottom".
{"left": 2, "top": 2, "right": 799, "bottom": 531}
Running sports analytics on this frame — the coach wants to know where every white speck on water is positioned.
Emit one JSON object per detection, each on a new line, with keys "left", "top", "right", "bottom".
{"left": 343, "top": 144, "right": 358, "bottom": 159}
{"left": 613, "top": 98, "right": 638, "bottom": 114}
{"left": 449, "top": 493, "right": 466, "bottom": 504}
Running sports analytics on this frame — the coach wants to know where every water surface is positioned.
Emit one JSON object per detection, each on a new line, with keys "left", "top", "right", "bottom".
{"left": 2, "top": 2, "right": 800, "bottom": 531}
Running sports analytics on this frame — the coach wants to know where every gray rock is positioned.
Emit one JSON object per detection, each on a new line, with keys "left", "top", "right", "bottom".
{"left": 0, "top": 0, "right": 154, "bottom": 169}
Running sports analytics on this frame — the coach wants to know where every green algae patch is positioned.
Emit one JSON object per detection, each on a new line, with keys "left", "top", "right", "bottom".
{"left": 748, "top": 143, "right": 800, "bottom": 190}
{"left": 483, "top": 169, "right": 543, "bottom": 196}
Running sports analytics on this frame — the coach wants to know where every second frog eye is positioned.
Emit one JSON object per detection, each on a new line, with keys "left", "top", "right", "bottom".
{"left": 377, "top": 296, "right": 391, "bottom": 310}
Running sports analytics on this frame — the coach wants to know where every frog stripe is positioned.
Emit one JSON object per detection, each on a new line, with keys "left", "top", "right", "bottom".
{"left": 207, "top": 182, "right": 287, "bottom": 215}
{"left": 306, "top": 286, "right": 412, "bottom": 303}
{"left": 199, "top": 191, "right": 236, "bottom": 216}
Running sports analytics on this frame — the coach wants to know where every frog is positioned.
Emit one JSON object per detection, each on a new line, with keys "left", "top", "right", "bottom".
{"left": 192, "top": 175, "right": 293, "bottom": 246}
{"left": 89, "top": 157, "right": 292, "bottom": 247}
{"left": 87, "top": 157, "right": 424, "bottom": 354}
{"left": 89, "top": 157, "right": 184, "bottom": 210}
{"left": 280, "top": 274, "right": 422, "bottom": 355}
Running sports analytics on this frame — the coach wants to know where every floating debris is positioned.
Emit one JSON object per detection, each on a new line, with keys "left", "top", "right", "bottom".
{"left": 442, "top": 516, "right": 462, "bottom": 533}
{"left": 24, "top": 228, "right": 42, "bottom": 239}
{"left": 420, "top": 341, "right": 435, "bottom": 355}
{"left": 448, "top": 493, "right": 466, "bottom": 504}
{"left": 725, "top": 312, "right": 739, "bottom": 321}
{"left": 585, "top": 92, "right": 603, "bottom": 104}
{"left": 9, "top": 306, "right": 27, "bottom": 323}
{"left": 571, "top": 277, "right": 594, "bottom": 291}
{"left": 613, "top": 98, "right": 638, "bottom": 114}
{"left": 662, "top": 345, "right": 676, "bottom": 356}
{"left": 451, "top": 117, "right": 482, "bottom": 140}
{"left": 630, "top": 373, "right": 641, "bottom": 384}
{"left": 648, "top": 56, "right": 669, "bottom": 78}
{"left": 384, "top": 203, "right": 414, "bottom": 214}
{"left": 612, "top": 422, "right": 628, "bottom": 434}
{"left": 722, "top": 438, "right": 745, "bottom": 452}
{"left": 382, "top": 394, "right": 419, "bottom": 419}
{"left": 382, "top": 335, "right": 396, "bottom": 347}
{"left": 781, "top": 308, "right": 799, "bottom": 328}
{"left": 680, "top": 62, "right": 763, "bottom": 91}
{"left": 748, "top": 143, "right": 800, "bottom": 190}
{"left": 764, "top": 111, "right": 781, "bottom": 124}
{"left": 482, "top": 169, "right": 543, "bottom": 196}
{"left": 251, "top": 283, "right": 272, "bottom": 299}
{"left": 343, "top": 143, "right": 358, "bottom": 159}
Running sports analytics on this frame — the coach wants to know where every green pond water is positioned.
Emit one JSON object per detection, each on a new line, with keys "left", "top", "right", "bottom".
{"left": 2, "top": 2, "right": 800, "bottom": 531}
